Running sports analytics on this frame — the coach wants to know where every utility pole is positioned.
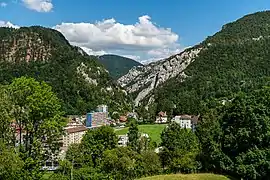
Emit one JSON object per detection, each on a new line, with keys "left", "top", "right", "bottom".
{"left": 71, "top": 158, "right": 74, "bottom": 180}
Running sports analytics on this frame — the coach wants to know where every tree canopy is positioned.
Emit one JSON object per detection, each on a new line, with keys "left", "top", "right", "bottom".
{"left": 197, "top": 87, "right": 270, "bottom": 179}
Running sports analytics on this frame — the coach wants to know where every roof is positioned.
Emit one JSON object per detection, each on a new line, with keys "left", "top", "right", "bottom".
{"left": 191, "top": 115, "right": 199, "bottom": 124}
{"left": 175, "top": 115, "right": 200, "bottom": 124}
{"left": 119, "top": 116, "right": 127, "bottom": 122}
{"left": 158, "top": 111, "right": 167, "bottom": 117}
{"left": 66, "top": 126, "right": 87, "bottom": 134}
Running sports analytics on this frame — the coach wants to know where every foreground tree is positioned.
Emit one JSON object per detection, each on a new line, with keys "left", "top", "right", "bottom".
{"left": 160, "top": 122, "right": 200, "bottom": 173}
{"left": 101, "top": 147, "right": 138, "bottom": 180}
{"left": 197, "top": 88, "right": 270, "bottom": 179}
{"left": 138, "top": 150, "right": 162, "bottom": 177}
{"left": 8, "top": 77, "right": 66, "bottom": 179}
{"left": 65, "top": 143, "right": 84, "bottom": 168}
{"left": 0, "top": 141, "right": 24, "bottom": 180}
{"left": 81, "top": 125, "right": 117, "bottom": 167}
{"left": 0, "top": 86, "right": 13, "bottom": 145}
{"left": 128, "top": 119, "right": 139, "bottom": 152}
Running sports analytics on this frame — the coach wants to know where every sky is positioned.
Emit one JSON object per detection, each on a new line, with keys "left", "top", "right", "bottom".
{"left": 0, "top": 0, "right": 270, "bottom": 63}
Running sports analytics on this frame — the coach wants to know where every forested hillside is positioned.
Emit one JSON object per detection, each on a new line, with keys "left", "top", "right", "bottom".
{"left": 0, "top": 26, "right": 131, "bottom": 115}
{"left": 97, "top": 54, "right": 142, "bottom": 79}
{"left": 139, "top": 11, "right": 270, "bottom": 119}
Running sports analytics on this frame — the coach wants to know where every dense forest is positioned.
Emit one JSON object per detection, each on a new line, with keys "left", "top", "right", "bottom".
{"left": 139, "top": 11, "right": 270, "bottom": 119}
{"left": 0, "top": 26, "right": 132, "bottom": 115}
{"left": 97, "top": 54, "right": 142, "bottom": 79}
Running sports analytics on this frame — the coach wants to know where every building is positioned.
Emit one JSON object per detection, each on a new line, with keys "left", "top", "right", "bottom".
{"left": 86, "top": 112, "right": 108, "bottom": 128}
{"left": 119, "top": 116, "right": 127, "bottom": 122}
{"left": 127, "top": 111, "right": 138, "bottom": 120}
{"left": 59, "top": 125, "right": 87, "bottom": 159}
{"left": 62, "top": 126, "right": 87, "bottom": 148}
{"left": 155, "top": 111, "right": 168, "bottom": 124}
{"left": 118, "top": 135, "right": 128, "bottom": 146}
{"left": 66, "top": 115, "right": 86, "bottom": 124}
{"left": 86, "top": 105, "right": 109, "bottom": 128}
{"left": 117, "top": 133, "right": 149, "bottom": 147}
{"left": 96, "top": 105, "right": 108, "bottom": 113}
{"left": 172, "top": 115, "right": 199, "bottom": 131}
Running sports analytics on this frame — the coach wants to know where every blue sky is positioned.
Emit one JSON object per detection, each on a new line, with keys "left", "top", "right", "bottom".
{"left": 1, "top": 0, "right": 270, "bottom": 63}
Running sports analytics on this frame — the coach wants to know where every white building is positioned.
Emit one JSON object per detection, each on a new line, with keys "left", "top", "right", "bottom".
{"left": 96, "top": 105, "right": 108, "bottom": 113}
{"left": 118, "top": 135, "right": 128, "bottom": 146}
{"left": 155, "top": 111, "right": 168, "bottom": 124}
{"left": 117, "top": 133, "right": 150, "bottom": 147}
{"left": 172, "top": 115, "right": 199, "bottom": 131}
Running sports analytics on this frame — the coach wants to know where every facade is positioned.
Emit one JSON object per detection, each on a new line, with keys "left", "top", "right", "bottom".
{"left": 118, "top": 135, "right": 128, "bottom": 146}
{"left": 117, "top": 133, "right": 149, "bottom": 147}
{"left": 86, "top": 112, "right": 108, "bottom": 128}
{"left": 155, "top": 111, "right": 168, "bottom": 123}
{"left": 96, "top": 105, "right": 108, "bottom": 113}
{"left": 86, "top": 105, "right": 109, "bottom": 128}
{"left": 59, "top": 125, "right": 87, "bottom": 159}
{"left": 62, "top": 126, "right": 87, "bottom": 148}
{"left": 172, "top": 115, "right": 199, "bottom": 131}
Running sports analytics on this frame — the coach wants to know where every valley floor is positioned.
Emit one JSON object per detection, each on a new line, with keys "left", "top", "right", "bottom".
{"left": 115, "top": 124, "right": 167, "bottom": 144}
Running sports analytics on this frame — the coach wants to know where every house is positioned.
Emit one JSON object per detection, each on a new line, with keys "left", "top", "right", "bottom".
{"left": 155, "top": 111, "right": 168, "bottom": 123}
{"left": 96, "top": 105, "right": 108, "bottom": 113}
{"left": 66, "top": 115, "right": 86, "bottom": 124}
{"left": 127, "top": 112, "right": 138, "bottom": 120}
{"left": 118, "top": 135, "right": 128, "bottom": 146}
{"left": 172, "top": 115, "right": 199, "bottom": 131}
{"left": 117, "top": 133, "right": 150, "bottom": 147}
{"left": 119, "top": 116, "right": 127, "bottom": 122}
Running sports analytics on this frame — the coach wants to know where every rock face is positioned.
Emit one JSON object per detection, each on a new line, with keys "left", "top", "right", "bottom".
{"left": 118, "top": 48, "right": 202, "bottom": 106}
{"left": 0, "top": 31, "right": 52, "bottom": 62}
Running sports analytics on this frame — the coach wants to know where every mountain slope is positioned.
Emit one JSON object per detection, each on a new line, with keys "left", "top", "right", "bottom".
{"left": 97, "top": 54, "right": 142, "bottom": 79}
{"left": 120, "top": 11, "right": 270, "bottom": 119}
{"left": 0, "top": 26, "right": 131, "bottom": 115}
{"left": 118, "top": 47, "right": 201, "bottom": 106}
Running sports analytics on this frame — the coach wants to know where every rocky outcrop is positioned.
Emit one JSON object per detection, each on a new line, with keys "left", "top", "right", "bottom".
{"left": 118, "top": 48, "right": 202, "bottom": 106}
{"left": 0, "top": 31, "right": 52, "bottom": 62}
{"left": 76, "top": 62, "right": 98, "bottom": 86}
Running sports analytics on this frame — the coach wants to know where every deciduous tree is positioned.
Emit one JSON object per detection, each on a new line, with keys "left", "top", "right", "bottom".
{"left": 8, "top": 77, "right": 66, "bottom": 179}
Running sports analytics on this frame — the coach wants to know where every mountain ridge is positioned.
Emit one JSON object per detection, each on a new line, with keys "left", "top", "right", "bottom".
{"left": 118, "top": 10, "right": 270, "bottom": 119}
{"left": 97, "top": 54, "right": 142, "bottom": 79}
{"left": 0, "top": 26, "right": 131, "bottom": 115}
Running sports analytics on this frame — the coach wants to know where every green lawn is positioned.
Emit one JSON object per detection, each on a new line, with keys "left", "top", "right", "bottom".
{"left": 41, "top": 172, "right": 53, "bottom": 180}
{"left": 115, "top": 124, "right": 167, "bottom": 144}
{"left": 138, "top": 173, "right": 230, "bottom": 180}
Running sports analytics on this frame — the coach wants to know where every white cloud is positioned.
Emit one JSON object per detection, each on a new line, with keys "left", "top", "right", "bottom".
{"left": 54, "top": 15, "right": 182, "bottom": 62}
{"left": 0, "top": 21, "right": 20, "bottom": 29}
{"left": 22, "top": 0, "right": 53, "bottom": 12}
{"left": 81, "top": 47, "right": 107, "bottom": 56}
{"left": 0, "top": 2, "right": 7, "bottom": 7}
{"left": 0, "top": 16, "right": 184, "bottom": 63}
{"left": 121, "top": 55, "right": 141, "bottom": 61}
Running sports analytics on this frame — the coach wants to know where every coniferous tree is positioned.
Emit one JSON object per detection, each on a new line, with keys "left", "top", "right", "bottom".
{"left": 128, "top": 120, "right": 139, "bottom": 152}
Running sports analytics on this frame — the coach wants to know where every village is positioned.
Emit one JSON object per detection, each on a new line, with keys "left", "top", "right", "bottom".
{"left": 15, "top": 104, "right": 199, "bottom": 170}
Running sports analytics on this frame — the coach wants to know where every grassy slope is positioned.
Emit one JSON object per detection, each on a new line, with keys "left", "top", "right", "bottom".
{"left": 115, "top": 124, "right": 167, "bottom": 144}
{"left": 138, "top": 173, "right": 230, "bottom": 180}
